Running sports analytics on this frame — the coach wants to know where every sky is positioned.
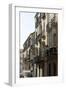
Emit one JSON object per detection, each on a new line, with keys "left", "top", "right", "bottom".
{"left": 20, "top": 12, "right": 36, "bottom": 49}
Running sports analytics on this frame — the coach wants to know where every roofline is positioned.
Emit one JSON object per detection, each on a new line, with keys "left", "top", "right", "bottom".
{"left": 23, "top": 31, "right": 35, "bottom": 47}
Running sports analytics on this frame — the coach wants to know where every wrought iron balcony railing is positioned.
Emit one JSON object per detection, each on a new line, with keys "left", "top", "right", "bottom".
{"left": 45, "top": 47, "right": 57, "bottom": 57}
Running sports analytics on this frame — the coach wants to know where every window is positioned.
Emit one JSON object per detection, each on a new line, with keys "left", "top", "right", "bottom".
{"left": 41, "top": 13, "right": 45, "bottom": 19}
{"left": 53, "top": 63, "right": 57, "bottom": 76}
{"left": 53, "top": 33, "right": 56, "bottom": 46}
{"left": 48, "top": 64, "right": 51, "bottom": 76}
{"left": 35, "top": 47, "right": 38, "bottom": 56}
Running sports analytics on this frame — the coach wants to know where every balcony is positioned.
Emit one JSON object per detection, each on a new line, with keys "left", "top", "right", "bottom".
{"left": 23, "top": 54, "right": 30, "bottom": 61}
{"left": 30, "top": 54, "right": 35, "bottom": 61}
{"left": 31, "top": 55, "right": 40, "bottom": 64}
{"left": 31, "top": 48, "right": 45, "bottom": 64}
{"left": 30, "top": 46, "right": 57, "bottom": 64}
{"left": 45, "top": 47, "right": 57, "bottom": 58}
{"left": 30, "top": 47, "right": 36, "bottom": 61}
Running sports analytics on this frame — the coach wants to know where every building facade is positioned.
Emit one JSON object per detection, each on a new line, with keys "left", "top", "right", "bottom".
{"left": 46, "top": 13, "right": 58, "bottom": 76}
{"left": 20, "top": 12, "right": 58, "bottom": 77}
{"left": 23, "top": 32, "right": 36, "bottom": 77}
{"left": 20, "top": 49, "right": 24, "bottom": 77}
{"left": 33, "top": 13, "right": 58, "bottom": 76}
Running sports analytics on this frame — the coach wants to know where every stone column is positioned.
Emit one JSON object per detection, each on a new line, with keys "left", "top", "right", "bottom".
{"left": 40, "top": 68, "right": 42, "bottom": 77}
{"left": 34, "top": 64, "right": 37, "bottom": 77}
{"left": 37, "top": 65, "right": 39, "bottom": 77}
